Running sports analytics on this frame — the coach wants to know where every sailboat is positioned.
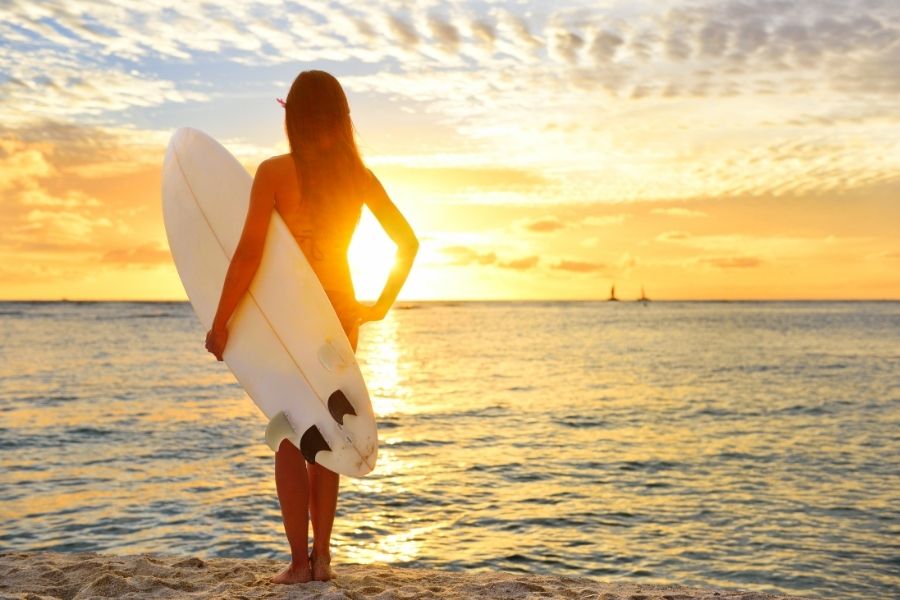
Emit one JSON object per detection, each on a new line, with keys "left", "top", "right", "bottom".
{"left": 638, "top": 285, "right": 650, "bottom": 305}
{"left": 607, "top": 284, "right": 618, "bottom": 301}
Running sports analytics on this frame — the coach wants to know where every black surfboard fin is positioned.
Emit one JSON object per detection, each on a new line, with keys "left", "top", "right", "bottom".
{"left": 299, "top": 425, "right": 331, "bottom": 464}
{"left": 328, "top": 390, "right": 357, "bottom": 425}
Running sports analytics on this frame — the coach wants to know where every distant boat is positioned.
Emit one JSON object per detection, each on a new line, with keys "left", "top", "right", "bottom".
{"left": 607, "top": 284, "right": 619, "bottom": 302}
{"left": 638, "top": 285, "right": 650, "bottom": 304}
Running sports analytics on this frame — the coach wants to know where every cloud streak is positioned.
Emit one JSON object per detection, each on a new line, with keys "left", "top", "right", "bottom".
{"left": 2, "top": 0, "right": 899, "bottom": 204}
{"left": 553, "top": 259, "right": 604, "bottom": 273}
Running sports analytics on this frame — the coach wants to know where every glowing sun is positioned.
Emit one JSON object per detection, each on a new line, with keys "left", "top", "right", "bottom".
{"left": 348, "top": 207, "right": 397, "bottom": 301}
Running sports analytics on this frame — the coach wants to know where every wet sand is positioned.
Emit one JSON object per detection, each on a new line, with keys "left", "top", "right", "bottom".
{"left": 0, "top": 551, "right": 815, "bottom": 599}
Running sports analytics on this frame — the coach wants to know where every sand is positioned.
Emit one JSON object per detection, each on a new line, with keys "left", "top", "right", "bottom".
{"left": 0, "top": 551, "right": 814, "bottom": 600}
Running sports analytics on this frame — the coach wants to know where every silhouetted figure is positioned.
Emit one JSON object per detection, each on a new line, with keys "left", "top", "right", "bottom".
{"left": 204, "top": 70, "right": 419, "bottom": 584}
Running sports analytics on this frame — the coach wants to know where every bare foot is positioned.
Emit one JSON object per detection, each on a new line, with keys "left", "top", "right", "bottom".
{"left": 310, "top": 553, "right": 335, "bottom": 582}
{"left": 271, "top": 561, "right": 312, "bottom": 584}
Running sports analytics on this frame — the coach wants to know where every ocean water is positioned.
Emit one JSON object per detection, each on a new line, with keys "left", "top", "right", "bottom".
{"left": 0, "top": 300, "right": 898, "bottom": 599}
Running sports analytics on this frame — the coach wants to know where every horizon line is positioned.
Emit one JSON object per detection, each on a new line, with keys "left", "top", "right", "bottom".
{"left": 1, "top": 298, "right": 899, "bottom": 303}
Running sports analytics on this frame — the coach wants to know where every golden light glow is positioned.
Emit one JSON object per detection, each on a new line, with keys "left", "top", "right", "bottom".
{"left": 1, "top": 1, "right": 899, "bottom": 300}
{"left": 348, "top": 208, "right": 397, "bottom": 302}
{"left": 357, "top": 311, "right": 406, "bottom": 417}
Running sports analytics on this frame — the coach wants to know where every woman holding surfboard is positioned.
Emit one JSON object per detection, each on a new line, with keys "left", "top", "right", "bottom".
{"left": 204, "top": 70, "right": 418, "bottom": 583}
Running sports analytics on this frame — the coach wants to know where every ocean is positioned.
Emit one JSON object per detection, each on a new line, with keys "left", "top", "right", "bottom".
{"left": 0, "top": 300, "right": 897, "bottom": 599}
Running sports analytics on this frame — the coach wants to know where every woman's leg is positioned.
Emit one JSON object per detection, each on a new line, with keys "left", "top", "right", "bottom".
{"left": 272, "top": 439, "right": 312, "bottom": 584}
{"left": 307, "top": 461, "right": 339, "bottom": 580}
{"left": 308, "top": 322, "right": 358, "bottom": 581}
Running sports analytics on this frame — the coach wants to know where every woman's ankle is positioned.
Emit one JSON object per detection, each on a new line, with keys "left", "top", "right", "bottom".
{"left": 290, "top": 553, "right": 311, "bottom": 569}
{"left": 311, "top": 548, "right": 331, "bottom": 561}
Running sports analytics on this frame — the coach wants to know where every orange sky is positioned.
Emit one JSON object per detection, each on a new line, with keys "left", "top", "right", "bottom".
{"left": 1, "top": 1, "right": 899, "bottom": 300}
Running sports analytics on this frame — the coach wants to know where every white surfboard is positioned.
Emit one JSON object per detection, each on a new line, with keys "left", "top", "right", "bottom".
{"left": 161, "top": 127, "right": 377, "bottom": 477}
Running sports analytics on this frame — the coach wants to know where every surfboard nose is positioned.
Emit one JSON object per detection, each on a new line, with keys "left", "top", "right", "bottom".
{"left": 167, "top": 128, "right": 213, "bottom": 162}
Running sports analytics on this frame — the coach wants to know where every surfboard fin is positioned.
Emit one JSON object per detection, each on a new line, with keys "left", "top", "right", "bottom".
{"left": 264, "top": 411, "right": 296, "bottom": 452}
{"left": 328, "top": 390, "right": 357, "bottom": 425}
{"left": 300, "top": 425, "right": 331, "bottom": 464}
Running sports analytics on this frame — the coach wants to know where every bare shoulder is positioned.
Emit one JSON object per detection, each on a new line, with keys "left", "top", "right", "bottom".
{"left": 255, "top": 154, "right": 293, "bottom": 180}
{"left": 260, "top": 154, "right": 291, "bottom": 169}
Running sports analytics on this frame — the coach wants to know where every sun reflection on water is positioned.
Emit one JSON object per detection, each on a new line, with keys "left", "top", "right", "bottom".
{"left": 346, "top": 524, "right": 439, "bottom": 564}
{"left": 358, "top": 312, "right": 407, "bottom": 418}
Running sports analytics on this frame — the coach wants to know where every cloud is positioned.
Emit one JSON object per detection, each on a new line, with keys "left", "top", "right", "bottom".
{"left": 18, "top": 188, "right": 101, "bottom": 208}
{"left": 548, "top": 26, "right": 585, "bottom": 64}
{"left": 656, "top": 230, "right": 691, "bottom": 242}
{"left": 545, "top": 1, "right": 900, "bottom": 104}
{"left": 495, "top": 9, "right": 542, "bottom": 59}
{"left": 428, "top": 14, "right": 460, "bottom": 55}
{"left": 0, "top": 120, "right": 168, "bottom": 187}
{"left": 698, "top": 19, "right": 730, "bottom": 58}
{"left": 102, "top": 243, "right": 171, "bottom": 266}
{"left": 499, "top": 255, "right": 539, "bottom": 270}
{"left": 441, "top": 245, "right": 497, "bottom": 266}
{"left": 1, "top": 0, "right": 899, "bottom": 211}
{"left": 651, "top": 207, "right": 707, "bottom": 218}
{"left": 441, "top": 245, "right": 538, "bottom": 270}
{"left": 0, "top": 124, "right": 171, "bottom": 276}
{"left": 664, "top": 26, "right": 692, "bottom": 61}
{"left": 521, "top": 216, "right": 565, "bottom": 233}
{"left": 734, "top": 17, "right": 768, "bottom": 55}
{"left": 0, "top": 137, "right": 56, "bottom": 191}
{"left": 22, "top": 208, "right": 112, "bottom": 243}
{"left": 0, "top": 50, "right": 208, "bottom": 127}
{"left": 469, "top": 19, "right": 496, "bottom": 48}
{"left": 701, "top": 256, "right": 763, "bottom": 269}
{"left": 588, "top": 29, "right": 624, "bottom": 63}
{"left": 552, "top": 259, "right": 603, "bottom": 273}
{"left": 372, "top": 165, "right": 548, "bottom": 192}
{"left": 386, "top": 12, "right": 419, "bottom": 48}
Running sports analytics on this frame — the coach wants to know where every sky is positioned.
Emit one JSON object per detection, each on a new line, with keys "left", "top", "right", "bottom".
{"left": 1, "top": 0, "right": 899, "bottom": 301}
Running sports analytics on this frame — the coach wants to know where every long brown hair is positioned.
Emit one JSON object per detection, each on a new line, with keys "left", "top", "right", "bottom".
{"left": 283, "top": 70, "right": 366, "bottom": 238}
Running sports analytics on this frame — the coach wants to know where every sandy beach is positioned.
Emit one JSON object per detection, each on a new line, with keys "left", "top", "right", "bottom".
{"left": 0, "top": 551, "right": 815, "bottom": 600}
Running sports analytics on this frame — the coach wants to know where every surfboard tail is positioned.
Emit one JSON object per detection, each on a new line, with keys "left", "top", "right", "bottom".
{"left": 264, "top": 411, "right": 296, "bottom": 453}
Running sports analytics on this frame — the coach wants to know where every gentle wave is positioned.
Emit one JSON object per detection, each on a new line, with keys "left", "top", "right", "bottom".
{"left": 0, "top": 300, "right": 898, "bottom": 600}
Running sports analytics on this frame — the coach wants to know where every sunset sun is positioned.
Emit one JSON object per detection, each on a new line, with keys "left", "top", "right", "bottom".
{"left": 349, "top": 208, "right": 397, "bottom": 301}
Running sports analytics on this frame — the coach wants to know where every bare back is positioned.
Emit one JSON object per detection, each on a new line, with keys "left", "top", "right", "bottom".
{"left": 268, "top": 154, "right": 361, "bottom": 294}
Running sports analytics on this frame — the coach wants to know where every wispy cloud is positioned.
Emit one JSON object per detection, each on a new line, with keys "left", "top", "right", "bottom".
{"left": 3, "top": 0, "right": 899, "bottom": 205}
{"left": 553, "top": 259, "right": 604, "bottom": 273}
{"left": 499, "top": 255, "right": 539, "bottom": 270}
{"left": 651, "top": 208, "right": 707, "bottom": 218}
{"left": 656, "top": 230, "right": 691, "bottom": 242}
{"left": 700, "top": 256, "right": 763, "bottom": 269}
{"left": 441, "top": 245, "right": 497, "bottom": 266}
{"left": 102, "top": 243, "right": 171, "bottom": 266}
{"left": 2, "top": 1, "right": 899, "bottom": 299}
{"left": 440, "top": 245, "right": 539, "bottom": 271}
{"left": 520, "top": 217, "right": 565, "bottom": 233}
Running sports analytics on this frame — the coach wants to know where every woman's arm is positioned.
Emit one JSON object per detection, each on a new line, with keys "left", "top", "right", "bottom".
{"left": 205, "top": 160, "right": 276, "bottom": 360}
{"left": 359, "top": 169, "right": 419, "bottom": 323}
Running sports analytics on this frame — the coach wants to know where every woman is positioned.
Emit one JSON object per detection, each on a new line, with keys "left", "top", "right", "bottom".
{"left": 203, "top": 70, "right": 418, "bottom": 584}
